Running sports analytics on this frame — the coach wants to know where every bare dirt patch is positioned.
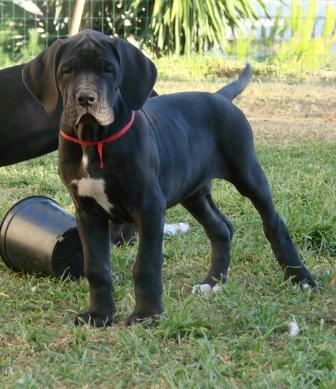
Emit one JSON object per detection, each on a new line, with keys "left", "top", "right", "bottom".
{"left": 156, "top": 80, "right": 336, "bottom": 145}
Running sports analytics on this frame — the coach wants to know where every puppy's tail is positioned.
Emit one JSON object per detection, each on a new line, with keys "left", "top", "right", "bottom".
{"left": 216, "top": 63, "right": 252, "bottom": 101}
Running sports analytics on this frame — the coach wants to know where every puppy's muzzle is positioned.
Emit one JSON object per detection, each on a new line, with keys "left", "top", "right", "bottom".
{"left": 71, "top": 88, "right": 114, "bottom": 126}
{"left": 76, "top": 90, "right": 98, "bottom": 108}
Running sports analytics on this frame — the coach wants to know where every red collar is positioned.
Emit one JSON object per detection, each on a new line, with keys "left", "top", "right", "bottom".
{"left": 60, "top": 111, "right": 135, "bottom": 168}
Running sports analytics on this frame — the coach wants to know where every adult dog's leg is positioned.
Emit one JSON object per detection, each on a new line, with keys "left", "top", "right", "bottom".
{"left": 182, "top": 187, "right": 232, "bottom": 292}
{"left": 126, "top": 194, "right": 165, "bottom": 325}
{"left": 231, "top": 159, "right": 316, "bottom": 286}
{"left": 75, "top": 209, "right": 115, "bottom": 327}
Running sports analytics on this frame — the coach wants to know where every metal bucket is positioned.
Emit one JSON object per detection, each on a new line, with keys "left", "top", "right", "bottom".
{"left": 0, "top": 196, "right": 84, "bottom": 279}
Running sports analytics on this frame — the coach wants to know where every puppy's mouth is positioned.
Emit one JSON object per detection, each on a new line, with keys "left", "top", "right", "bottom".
{"left": 76, "top": 113, "right": 112, "bottom": 141}
{"left": 75, "top": 107, "right": 114, "bottom": 127}
{"left": 77, "top": 113, "right": 99, "bottom": 125}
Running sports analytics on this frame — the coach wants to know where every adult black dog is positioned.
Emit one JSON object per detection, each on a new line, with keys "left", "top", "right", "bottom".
{"left": 0, "top": 64, "right": 61, "bottom": 166}
{"left": 22, "top": 30, "right": 316, "bottom": 327}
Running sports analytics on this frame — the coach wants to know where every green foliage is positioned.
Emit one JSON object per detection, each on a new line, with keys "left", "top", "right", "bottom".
{"left": 21, "top": 29, "right": 43, "bottom": 62}
{"left": 276, "top": 0, "right": 336, "bottom": 68}
{"left": 0, "top": 47, "right": 12, "bottom": 68}
{"left": 0, "top": 28, "right": 43, "bottom": 67}
{"left": 81, "top": 0, "right": 268, "bottom": 55}
{"left": 0, "top": 0, "right": 268, "bottom": 59}
{"left": 225, "top": 29, "right": 257, "bottom": 60}
{"left": 136, "top": 0, "right": 268, "bottom": 55}
{"left": 0, "top": 1, "right": 71, "bottom": 63}
{"left": 230, "top": 0, "right": 336, "bottom": 69}
{"left": 259, "top": 6, "right": 287, "bottom": 53}
{"left": 0, "top": 0, "right": 335, "bottom": 70}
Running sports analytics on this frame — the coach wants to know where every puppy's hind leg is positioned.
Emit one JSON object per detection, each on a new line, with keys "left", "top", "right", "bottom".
{"left": 230, "top": 158, "right": 317, "bottom": 287}
{"left": 182, "top": 187, "right": 233, "bottom": 294}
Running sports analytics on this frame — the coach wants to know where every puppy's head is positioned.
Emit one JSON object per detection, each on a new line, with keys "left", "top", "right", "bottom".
{"left": 22, "top": 30, "right": 157, "bottom": 128}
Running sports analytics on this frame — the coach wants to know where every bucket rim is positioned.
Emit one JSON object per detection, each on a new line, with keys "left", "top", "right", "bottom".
{"left": 0, "top": 195, "right": 62, "bottom": 270}
{"left": 0, "top": 194, "right": 61, "bottom": 231}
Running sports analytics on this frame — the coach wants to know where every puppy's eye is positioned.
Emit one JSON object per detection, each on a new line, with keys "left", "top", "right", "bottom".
{"left": 97, "top": 59, "right": 114, "bottom": 74}
{"left": 62, "top": 64, "right": 72, "bottom": 74}
{"left": 104, "top": 65, "right": 115, "bottom": 74}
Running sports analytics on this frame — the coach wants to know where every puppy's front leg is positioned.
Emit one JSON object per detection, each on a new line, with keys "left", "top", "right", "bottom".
{"left": 126, "top": 200, "right": 165, "bottom": 325}
{"left": 75, "top": 208, "right": 115, "bottom": 327}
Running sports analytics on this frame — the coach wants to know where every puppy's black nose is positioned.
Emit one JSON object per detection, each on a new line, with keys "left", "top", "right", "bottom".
{"left": 75, "top": 90, "right": 98, "bottom": 107}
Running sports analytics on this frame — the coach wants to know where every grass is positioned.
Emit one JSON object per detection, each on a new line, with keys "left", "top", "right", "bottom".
{"left": 154, "top": 55, "right": 336, "bottom": 84}
{"left": 0, "top": 78, "right": 335, "bottom": 388}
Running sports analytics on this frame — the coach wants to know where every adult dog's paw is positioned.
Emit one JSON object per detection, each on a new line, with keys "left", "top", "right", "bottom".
{"left": 74, "top": 311, "right": 114, "bottom": 327}
{"left": 192, "top": 283, "right": 223, "bottom": 295}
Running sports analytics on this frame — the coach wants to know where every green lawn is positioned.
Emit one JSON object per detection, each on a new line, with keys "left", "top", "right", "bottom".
{"left": 0, "top": 78, "right": 335, "bottom": 388}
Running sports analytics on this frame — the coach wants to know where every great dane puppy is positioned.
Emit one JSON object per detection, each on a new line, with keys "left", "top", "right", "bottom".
{"left": 0, "top": 61, "right": 156, "bottom": 244}
{"left": 0, "top": 60, "right": 176, "bottom": 247}
{"left": 23, "top": 30, "right": 316, "bottom": 327}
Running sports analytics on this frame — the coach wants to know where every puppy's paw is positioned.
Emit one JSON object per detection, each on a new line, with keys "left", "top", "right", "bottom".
{"left": 192, "top": 283, "right": 223, "bottom": 295}
{"left": 284, "top": 267, "right": 318, "bottom": 289}
{"left": 125, "top": 311, "right": 164, "bottom": 327}
{"left": 74, "top": 311, "right": 114, "bottom": 327}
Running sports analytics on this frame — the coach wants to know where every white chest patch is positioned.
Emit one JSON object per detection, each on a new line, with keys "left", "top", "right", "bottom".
{"left": 81, "top": 152, "right": 89, "bottom": 170}
{"left": 72, "top": 177, "right": 113, "bottom": 213}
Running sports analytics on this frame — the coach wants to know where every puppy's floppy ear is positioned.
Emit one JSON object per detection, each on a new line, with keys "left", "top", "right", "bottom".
{"left": 112, "top": 38, "right": 157, "bottom": 110}
{"left": 22, "top": 39, "right": 64, "bottom": 115}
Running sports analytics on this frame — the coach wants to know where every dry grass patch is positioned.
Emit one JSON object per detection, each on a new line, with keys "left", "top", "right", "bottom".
{"left": 156, "top": 80, "right": 336, "bottom": 145}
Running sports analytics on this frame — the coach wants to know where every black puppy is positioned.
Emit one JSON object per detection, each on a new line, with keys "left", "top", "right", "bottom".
{"left": 23, "top": 30, "right": 316, "bottom": 327}
{"left": 0, "top": 60, "right": 157, "bottom": 244}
